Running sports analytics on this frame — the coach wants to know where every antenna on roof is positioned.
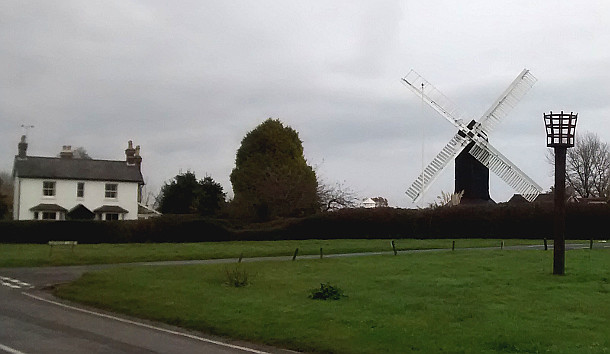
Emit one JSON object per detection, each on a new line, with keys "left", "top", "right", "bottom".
{"left": 21, "top": 124, "right": 34, "bottom": 140}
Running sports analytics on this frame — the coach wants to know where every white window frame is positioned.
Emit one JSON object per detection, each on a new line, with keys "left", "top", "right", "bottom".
{"left": 42, "top": 211, "right": 57, "bottom": 220}
{"left": 105, "top": 213, "right": 119, "bottom": 221}
{"left": 77, "top": 182, "right": 85, "bottom": 198}
{"left": 105, "top": 183, "right": 118, "bottom": 199}
{"left": 43, "top": 181, "right": 56, "bottom": 197}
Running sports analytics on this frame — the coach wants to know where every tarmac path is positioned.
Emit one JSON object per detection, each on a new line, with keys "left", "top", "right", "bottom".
{"left": 1, "top": 242, "right": 606, "bottom": 353}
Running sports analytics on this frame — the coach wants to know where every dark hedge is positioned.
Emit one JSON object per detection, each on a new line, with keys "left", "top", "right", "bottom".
{"left": 0, "top": 204, "right": 608, "bottom": 244}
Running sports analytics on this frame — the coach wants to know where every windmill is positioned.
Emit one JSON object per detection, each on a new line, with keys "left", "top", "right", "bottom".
{"left": 401, "top": 69, "right": 542, "bottom": 203}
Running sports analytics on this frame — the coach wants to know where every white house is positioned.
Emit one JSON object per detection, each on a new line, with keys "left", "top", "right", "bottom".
{"left": 362, "top": 198, "right": 377, "bottom": 208}
{"left": 12, "top": 136, "right": 145, "bottom": 221}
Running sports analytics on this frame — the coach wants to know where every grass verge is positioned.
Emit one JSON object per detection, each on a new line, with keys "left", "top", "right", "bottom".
{"left": 55, "top": 249, "right": 610, "bottom": 353}
{"left": 0, "top": 239, "right": 556, "bottom": 268}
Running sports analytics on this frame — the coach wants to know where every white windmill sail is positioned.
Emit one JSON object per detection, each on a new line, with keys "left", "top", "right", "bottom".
{"left": 467, "top": 141, "right": 542, "bottom": 201}
{"left": 405, "top": 132, "right": 471, "bottom": 201}
{"left": 476, "top": 69, "right": 537, "bottom": 136}
{"left": 401, "top": 70, "right": 469, "bottom": 130}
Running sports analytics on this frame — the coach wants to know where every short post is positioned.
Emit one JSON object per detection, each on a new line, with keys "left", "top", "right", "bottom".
{"left": 590, "top": 239, "right": 593, "bottom": 250}
{"left": 292, "top": 248, "right": 299, "bottom": 261}
{"left": 544, "top": 238, "right": 548, "bottom": 251}
{"left": 501, "top": 241, "right": 504, "bottom": 250}
{"left": 238, "top": 252, "right": 243, "bottom": 263}
{"left": 544, "top": 111, "right": 577, "bottom": 275}
{"left": 452, "top": 241, "right": 455, "bottom": 251}
{"left": 391, "top": 240, "right": 397, "bottom": 256}
{"left": 320, "top": 247, "right": 323, "bottom": 259}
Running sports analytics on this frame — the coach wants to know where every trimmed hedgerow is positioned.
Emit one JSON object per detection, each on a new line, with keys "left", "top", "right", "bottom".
{"left": 0, "top": 204, "right": 608, "bottom": 244}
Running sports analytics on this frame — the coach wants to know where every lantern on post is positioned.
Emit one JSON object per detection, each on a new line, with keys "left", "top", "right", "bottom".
{"left": 544, "top": 111, "right": 577, "bottom": 275}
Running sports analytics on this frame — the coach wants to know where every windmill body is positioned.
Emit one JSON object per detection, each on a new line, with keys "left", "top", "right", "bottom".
{"left": 401, "top": 69, "right": 542, "bottom": 203}
{"left": 455, "top": 140, "right": 491, "bottom": 203}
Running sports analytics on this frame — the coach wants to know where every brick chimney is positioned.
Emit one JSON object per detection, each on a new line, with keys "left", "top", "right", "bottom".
{"left": 17, "top": 135, "right": 28, "bottom": 159}
{"left": 60, "top": 145, "right": 73, "bottom": 159}
{"left": 134, "top": 145, "right": 142, "bottom": 169}
{"left": 125, "top": 140, "right": 136, "bottom": 165}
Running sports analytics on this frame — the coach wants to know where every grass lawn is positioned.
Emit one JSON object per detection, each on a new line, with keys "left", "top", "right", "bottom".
{"left": 55, "top": 249, "right": 610, "bottom": 353}
{"left": 0, "top": 239, "right": 554, "bottom": 268}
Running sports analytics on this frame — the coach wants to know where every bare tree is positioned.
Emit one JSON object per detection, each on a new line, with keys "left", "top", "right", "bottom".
{"left": 547, "top": 132, "right": 610, "bottom": 198}
{"left": 317, "top": 181, "right": 359, "bottom": 212}
{"left": 139, "top": 178, "right": 158, "bottom": 208}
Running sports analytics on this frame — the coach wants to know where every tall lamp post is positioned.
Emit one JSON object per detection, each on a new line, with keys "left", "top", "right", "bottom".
{"left": 544, "top": 111, "right": 577, "bottom": 275}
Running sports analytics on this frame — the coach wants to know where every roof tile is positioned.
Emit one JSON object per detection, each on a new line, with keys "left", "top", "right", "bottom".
{"left": 13, "top": 156, "right": 144, "bottom": 183}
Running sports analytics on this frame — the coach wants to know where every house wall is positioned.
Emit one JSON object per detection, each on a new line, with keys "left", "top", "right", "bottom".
{"left": 15, "top": 178, "right": 140, "bottom": 220}
{"left": 13, "top": 177, "right": 20, "bottom": 220}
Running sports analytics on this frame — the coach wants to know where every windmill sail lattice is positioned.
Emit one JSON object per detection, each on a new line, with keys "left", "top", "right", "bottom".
{"left": 402, "top": 69, "right": 542, "bottom": 203}
{"left": 477, "top": 69, "right": 538, "bottom": 135}
{"left": 405, "top": 132, "right": 471, "bottom": 201}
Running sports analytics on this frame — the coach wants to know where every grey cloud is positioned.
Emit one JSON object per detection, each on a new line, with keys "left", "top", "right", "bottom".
{"left": 2, "top": 1, "right": 609, "bottom": 208}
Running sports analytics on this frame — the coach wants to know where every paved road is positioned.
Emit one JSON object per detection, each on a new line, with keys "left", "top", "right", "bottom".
{"left": 1, "top": 242, "right": 606, "bottom": 353}
{"left": 0, "top": 262, "right": 298, "bottom": 353}
{"left": 0, "top": 285, "right": 281, "bottom": 354}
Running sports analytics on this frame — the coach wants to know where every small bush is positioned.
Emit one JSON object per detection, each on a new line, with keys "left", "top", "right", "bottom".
{"left": 309, "top": 282, "right": 346, "bottom": 300}
{"left": 224, "top": 264, "right": 249, "bottom": 287}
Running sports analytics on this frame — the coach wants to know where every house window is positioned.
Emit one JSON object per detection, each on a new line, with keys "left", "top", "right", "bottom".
{"left": 105, "top": 183, "right": 118, "bottom": 198}
{"left": 105, "top": 213, "right": 119, "bottom": 221}
{"left": 34, "top": 212, "right": 39, "bottom": 219}
{"left": 43, "top": 181, "right": 56, "bottom": 196}
{"left": 42, "top": 211, "right": 56, "bottom": 220}
{"left": 77, "top": 182, "right": 85, "bottom": 198}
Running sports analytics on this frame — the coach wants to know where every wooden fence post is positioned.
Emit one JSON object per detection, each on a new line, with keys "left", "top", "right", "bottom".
{"left": 292, "top": 248, "right": 299, "bottom": 261}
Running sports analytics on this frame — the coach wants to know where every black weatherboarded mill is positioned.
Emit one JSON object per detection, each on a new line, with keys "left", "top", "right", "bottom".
{"left": 455, "top": 141, "right": 492, "bottom": 204}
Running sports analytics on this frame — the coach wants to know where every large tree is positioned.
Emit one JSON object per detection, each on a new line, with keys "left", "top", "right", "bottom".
{"left": 548, "top": 132, "right": 610, "bottom": 198}
{"left": 157, "top": 171, "right": 226, "bottom": 216}
{"left": 0, "top": 172, "right": 13, "bottom": 219}
{"left": 230, "top": 118, "right": 319, "bottom": 219}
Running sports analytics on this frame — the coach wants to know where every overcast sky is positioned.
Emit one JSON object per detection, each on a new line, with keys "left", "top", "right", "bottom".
{"left": 2, "top": 1, "right": 609, "bottom": 207}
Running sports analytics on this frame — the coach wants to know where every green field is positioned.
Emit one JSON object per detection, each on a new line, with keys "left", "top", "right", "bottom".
{"left": 55, "top": 249, "right": 610, "bottom": 353}
{"left": 0, "top": 239, "right": 552, "bottom": 268}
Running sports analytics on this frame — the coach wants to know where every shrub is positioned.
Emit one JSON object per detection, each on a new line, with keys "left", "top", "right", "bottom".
{"left": 309, "top": 282, "right": 346, "bottom": 300}
{"left": 224, "top": 264, "right": 249, "bottom": 287}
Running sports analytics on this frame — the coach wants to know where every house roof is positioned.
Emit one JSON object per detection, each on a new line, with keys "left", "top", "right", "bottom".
{"left": 576, "top": 197, "right": 608, "bottom": 204}
{"left": 93, "top": 205, "right": 129, "bottom": 213}
{"left": 30, "top": 203, "right": 68, "bottom": 212}
{"left": 138, "top": 203, "right": 161, "bottom": 215}
{"left": 533, "top": 193, "right": 554, "bottom": 203}
{"left": 13, "top": 156, "right": 144, "bottom": 183}
{"left": 507, "top": 194, "right": 529, "bottom": 204}
{"left": 67, "top": 204, "right": 95, "bottom": 217}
